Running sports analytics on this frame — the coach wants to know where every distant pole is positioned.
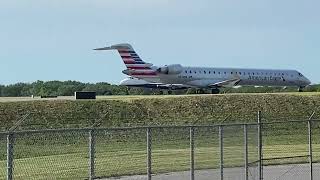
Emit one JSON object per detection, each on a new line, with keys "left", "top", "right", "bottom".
{"left": 190, "top": 127, "right": 195, "bottom": 180}
{"left": 257, "top": 111, "right": 263, "bottom": 180}
{"left": 219, "top": 125, "right": 224, "bottom": 180}
{"left": 147, "top": 128, "right": 152, "bottom": 180}
{"left": 244, "top": 124, "right": 248, "bottom": 180}
{"left": 7, "top": 133, "right": 14, "bottom": 180}
{"left": 308, "top": 112, "right": 315, "bottom": 180}
{"left": 88, "top": 129, "right": 95, "bottom": 180}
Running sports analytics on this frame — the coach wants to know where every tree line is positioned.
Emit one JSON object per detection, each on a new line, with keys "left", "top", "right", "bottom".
{"left": 0, "top": 80, "right": 319, "bottom": 97}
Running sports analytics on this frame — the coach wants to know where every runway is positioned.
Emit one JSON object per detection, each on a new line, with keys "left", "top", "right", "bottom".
{"left": 105, "top": 163, "right": 320, "bottom": 180}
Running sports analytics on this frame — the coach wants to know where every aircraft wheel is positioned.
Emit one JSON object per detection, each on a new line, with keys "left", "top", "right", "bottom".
{"left": 168, "top": 90, "right": 173, "bottom": 95}
{"left": 211, "top": 89, "right": 220, "bottom": 94}
{"left": 298, "top": 87, "right": 304, "bottom": 92}
{"left": 196, "top": 89, "right": 205, "bottom": 94}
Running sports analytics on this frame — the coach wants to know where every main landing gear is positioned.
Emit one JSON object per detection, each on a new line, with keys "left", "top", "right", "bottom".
{"left": 196, "top": 89, "right": 205, "bottom": 94}
{"left": 298, "top": 86, "right": 305, "bottom": 92}
{"left": 211, "top": 88, "right": 220, "bottom": 94}
{"left": 159, "top": 90, "right": 173, "bottom": 95}
{"left": 195, "top": 88, "right": 220, "bottom": 94}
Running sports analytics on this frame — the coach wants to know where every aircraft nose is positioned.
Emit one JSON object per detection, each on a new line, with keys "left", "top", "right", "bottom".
{"left": 302, "top": 77, "right": 311, "bottom": 86}
{"left": 306, "top": 78, "right": 311, "bottom": 85}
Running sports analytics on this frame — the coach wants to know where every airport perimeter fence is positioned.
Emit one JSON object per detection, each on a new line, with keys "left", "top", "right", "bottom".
{"left": 0, "top": 114, "right": 319, "bottom": 180}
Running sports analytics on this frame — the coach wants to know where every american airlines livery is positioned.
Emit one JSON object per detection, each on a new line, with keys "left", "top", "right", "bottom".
{"left": 94, "top": 43, "right": 311, "bottom": 94}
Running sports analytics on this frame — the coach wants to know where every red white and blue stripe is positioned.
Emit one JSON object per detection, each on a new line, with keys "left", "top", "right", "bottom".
{"left": 117, "top": 49, "right": 158, "bottom": 77}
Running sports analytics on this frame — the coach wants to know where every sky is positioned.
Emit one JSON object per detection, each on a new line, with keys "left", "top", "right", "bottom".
{"left": 1, "top": 0, "right": 320, "bottom": 85}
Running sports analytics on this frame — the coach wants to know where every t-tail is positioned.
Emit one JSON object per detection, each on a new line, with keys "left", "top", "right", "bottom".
{"left": 94, "top": 43, "right": 158, "bottom": 77}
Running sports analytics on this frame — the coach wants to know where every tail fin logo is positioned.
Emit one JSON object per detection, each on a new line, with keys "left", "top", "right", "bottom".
{"left": 94, "top": 43, "right": 158, "bottom": 77}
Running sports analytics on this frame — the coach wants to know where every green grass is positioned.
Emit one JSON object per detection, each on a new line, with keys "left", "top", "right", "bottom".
{"left": 0, "top": 142, "right": 319, "bottom": 179}
{"left": 0, "top": 93, "right": 320, "bottom": 179}
{"left": 0, "top": 125, "right": 319, "bottom": 179}
{"left": 1, "top": 92, "right": 319, "bottom": 102}
{"left": 1, "top": 93, "right": 320, "bottom": 131}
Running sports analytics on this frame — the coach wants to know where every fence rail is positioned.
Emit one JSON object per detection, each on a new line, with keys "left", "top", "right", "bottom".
{"left": 1, "top": 116, "right": 319, "bottom": 180}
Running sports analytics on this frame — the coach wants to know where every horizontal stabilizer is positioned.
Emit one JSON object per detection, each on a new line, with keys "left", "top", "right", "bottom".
{"left": 93, "top": 47, "right": 114, "bottom": 51}
{"left": 94, "top": 43, "right": 133, "bottom": 51}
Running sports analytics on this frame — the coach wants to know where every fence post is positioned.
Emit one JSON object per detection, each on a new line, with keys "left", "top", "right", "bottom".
{"left": 7, "top": 133, "right": 14, "bottom": 180}
{"left": 219, "top": 125, "right": 224, "bottom": 180}
{"left": 190, "top": 127, "right": 195, "bottom": 180}
{"left": 147, "top": 127, "right": 152, "bottom": 180}
{"left": 244, "top": 124, "right": 248, "bottom": 180}
{"left": 308, "top": 112, "right": 314, "bottom": 180}
{"left": 257, "top": 111, "right": 263, "bottom": 180}
{"left": 88, "top": 129, "right": 95, "bottom": 180}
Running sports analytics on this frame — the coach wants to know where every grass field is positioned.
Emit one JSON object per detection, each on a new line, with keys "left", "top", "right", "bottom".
{"left": 1, "top": 145, "right": 319, "bottom": 179}
{"left": 0, "top": 124, "right": 319, "bottom": 179}
{"left": 0, "top": 93, "right": 320, "bottom": 179}
{"left": 0, "top": 92, "right": 320, "bottom": 102}
{"left": 1, "top": 92, "right": 320, "bottom": 131}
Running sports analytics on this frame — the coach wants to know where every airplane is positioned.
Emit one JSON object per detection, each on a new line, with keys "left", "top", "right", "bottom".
{"left": 94, "top": 43, "right": 311, "bottom": 94}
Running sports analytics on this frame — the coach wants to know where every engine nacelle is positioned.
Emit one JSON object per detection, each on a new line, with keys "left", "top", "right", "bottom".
{"left": 157, "top": 64, "right": 183, "bottom": 75}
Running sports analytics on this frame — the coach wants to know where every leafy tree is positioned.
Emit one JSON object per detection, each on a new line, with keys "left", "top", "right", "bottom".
{"left": 0, "top": 80, "right": 319, "bottom": 97}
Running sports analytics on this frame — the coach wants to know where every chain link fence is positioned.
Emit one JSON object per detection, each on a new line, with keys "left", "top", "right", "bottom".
{"left": 10, "top": 130, "right": 88, "bottom": 179}
{"left": 95, "top": 128, "right": 147, "bottom": 178}
{"left": 0, "top": 135, "right": 6, "bottom": 179}
{"left": 194, "top": 126, "right": 219, "bottom": 179}
{"left": 262, "top": 120, "right": 310, "bottom": 180}
{"left": 0, "top": 118, "right": 320, "bottom": 180}
{"left": 312, "top": 120, "right": 320, "bottom": 178}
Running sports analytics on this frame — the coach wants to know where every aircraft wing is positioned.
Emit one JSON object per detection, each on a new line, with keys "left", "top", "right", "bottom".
{"left": 207, "top": 78, "right": 241, "bottom": 88}
{"left": 120, "top": 77, "right": 191, "bottom": 90}
{"left": 156, "top": 84, "right": 191, "bottom": 90}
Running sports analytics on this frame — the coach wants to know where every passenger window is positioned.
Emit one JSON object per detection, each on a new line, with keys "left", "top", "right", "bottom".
{"left": 204, "top": 71, "right": 206, "bottom": 74}
{"left": 224, "top": 72, "right": 226, "bottom": 74}
{"left": 190, "top": 70, "right": 192, "bottom": 73}
{"left": 209, "top": 71, "right": 211, "bottom": 74}
{"left": 185, "top": 70, "right": 188, "bottom": 73}
{"left": 231, "top": 72, "right": 233, "bottom": 74}
{"left": 214, "top": 71, "right": 216, "bottom": 74}
{"left": 239, "top": 72, "right": 241, "bottom": 75}
{"left": 218, "top": 72, "right": 220, "bottom": 74}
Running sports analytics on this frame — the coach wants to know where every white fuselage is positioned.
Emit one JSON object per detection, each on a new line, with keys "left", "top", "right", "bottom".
{"left": 147, "top": 66, "right": 310, "bottom": 88}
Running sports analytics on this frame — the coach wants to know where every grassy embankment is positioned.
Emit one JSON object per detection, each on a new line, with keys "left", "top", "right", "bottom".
{"left": 0, "top": 92, "right": 319, "bottom": 179}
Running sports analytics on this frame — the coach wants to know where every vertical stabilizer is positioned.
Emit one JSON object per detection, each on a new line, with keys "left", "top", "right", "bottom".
{"left": 94, "top": 43, "right": 158, "bottom": 77}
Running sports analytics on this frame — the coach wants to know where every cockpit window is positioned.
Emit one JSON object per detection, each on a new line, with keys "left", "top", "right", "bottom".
{"left": 298, "top": 73, "right": 303, "bottom": 77}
